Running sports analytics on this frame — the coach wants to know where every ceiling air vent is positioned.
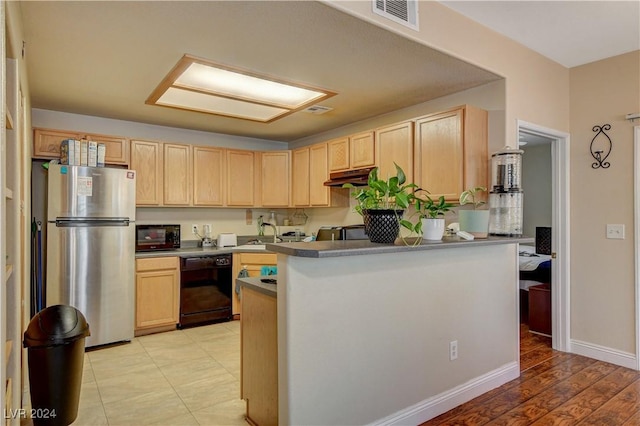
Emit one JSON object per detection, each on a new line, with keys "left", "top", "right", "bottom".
{"left": 373, "top": 0, "right": 418, "bottom": 31}
{"left": 302, "top": 105, "right": 333, "bottom": 115}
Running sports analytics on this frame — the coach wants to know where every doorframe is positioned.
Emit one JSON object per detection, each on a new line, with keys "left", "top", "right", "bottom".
{"left": 633, "top": 125, "right": 640, "bottom": 370}
{"left": 517, "top": 120, "right": 571, "bottom": 352}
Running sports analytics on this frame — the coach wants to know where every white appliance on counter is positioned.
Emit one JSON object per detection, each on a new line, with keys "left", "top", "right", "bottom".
{"left": 46, "top": 164, "right": 136, "bottom": 347}
{"left": 217, "top": 233, "right": 237, "bottom": 247}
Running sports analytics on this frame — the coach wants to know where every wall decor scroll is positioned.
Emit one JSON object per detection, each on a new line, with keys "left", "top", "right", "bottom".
{"left": 590, "top": 124, "right": 612, "bottom": 169}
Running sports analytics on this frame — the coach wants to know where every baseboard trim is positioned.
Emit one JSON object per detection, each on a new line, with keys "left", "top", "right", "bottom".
{"left": 571, "top": 339, "right": 637, "bottom": 370}
{"left": 370, "top": 362, "right": 520, "bottom": 426}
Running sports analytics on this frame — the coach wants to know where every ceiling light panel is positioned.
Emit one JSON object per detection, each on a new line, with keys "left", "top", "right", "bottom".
{"left": 147, "top": 54, "right": 336, "bottom": 123}
{"left": 176, "top": 63, "right": 327, "bottom": 109}
{"left": 157, "top": 87, "right": 289, "bottom": 122}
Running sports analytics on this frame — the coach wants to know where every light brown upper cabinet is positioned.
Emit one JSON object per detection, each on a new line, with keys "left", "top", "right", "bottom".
{"left": 130, "top": 140, "right": 163, "bottom": 206}
{"left": 291, "top": 147, "right": 310, "bottom": 206}
{"left": 33, "top": 128, "right": 130, "bottom": 165}
{"left": 260, "top": 151, "right": 290, "bottom": 207}
{"left": 350, "top": 131, "right": 376, "bottom": 169}
{"left": 291, "top": 143, "right": 348, "bottom": 208}
{"left": 328, "top": 131, "right": 375, "bottom": 172}
{"left": 227, "top": 149, "right": 255, "bottom": 206}
{"left": 193, "top": 146, "right": 225, "bottom": 206}
{"left": 328, "top": 137, "right": 349, "bottom": 171}
{"left": 414, "top": 105, "right": 488, "bottom": 202}
{"left": 163, "top": 143, "right": 192, "bottom": 206}
{"left": 86, "top": 133, "right": 129, "bottom": 165}
{"left": 375, "top": 121, "right": 414, "bottom": 184}
{"left": 309, "top": 143, "right": 333, "bottom": 206}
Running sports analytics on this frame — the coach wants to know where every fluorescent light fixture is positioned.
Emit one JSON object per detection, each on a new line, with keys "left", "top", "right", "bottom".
{"left": 147, "top": 55, "right": 336, "bottom": 123}
{"left": 157, "top": 88, "right": 289, "bottom": 122}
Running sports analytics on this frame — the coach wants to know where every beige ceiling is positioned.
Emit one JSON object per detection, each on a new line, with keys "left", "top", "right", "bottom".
{"left": 441, "top": 1, "right": 640, "bottom": 68}
{"left": 20, "top": 1, "right": 500, "bottom": 143}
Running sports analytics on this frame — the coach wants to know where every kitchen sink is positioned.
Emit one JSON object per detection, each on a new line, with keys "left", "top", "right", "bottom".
{"left": 235, "top": 244, "right": 266, "bottom": 251}
{"left": 234, "top": 236, "right": 302, "bottom": 251}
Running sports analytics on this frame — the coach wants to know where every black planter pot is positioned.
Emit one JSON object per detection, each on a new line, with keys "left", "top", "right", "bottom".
{"left": 362, "top": 209, "right": 404, "bottom": 243}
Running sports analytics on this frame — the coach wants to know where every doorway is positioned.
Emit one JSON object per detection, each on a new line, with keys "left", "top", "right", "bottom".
{"left": 517, "top": 120, "right": 570, "bottom": 352}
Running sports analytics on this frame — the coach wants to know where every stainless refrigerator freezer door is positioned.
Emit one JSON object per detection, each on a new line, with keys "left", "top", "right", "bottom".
{"left": 46, "top": 221, "right": 135, "bottom": 347}
{"left": 47, "top": 164, "right": 136, "bottom": 221}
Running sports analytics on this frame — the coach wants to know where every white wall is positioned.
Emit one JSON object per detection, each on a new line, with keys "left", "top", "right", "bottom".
{"left": 278, "top": 243, "right": 520, "bottom": 424}
{"left": 569, "top": 51, "right": 640, "bottom": 355}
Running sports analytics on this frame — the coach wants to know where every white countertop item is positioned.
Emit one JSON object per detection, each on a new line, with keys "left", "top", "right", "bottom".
{"left": 217, "top": 233, "right": 237, "bottom": 247}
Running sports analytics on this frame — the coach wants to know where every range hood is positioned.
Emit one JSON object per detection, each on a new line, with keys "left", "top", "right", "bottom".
{"left": 323, "top": 167, "right": 374, "bottom": 187}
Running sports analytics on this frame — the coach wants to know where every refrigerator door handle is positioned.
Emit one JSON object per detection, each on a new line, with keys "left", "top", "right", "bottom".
{"left": 55, "top": 218, "right": 130, "bottom": 227}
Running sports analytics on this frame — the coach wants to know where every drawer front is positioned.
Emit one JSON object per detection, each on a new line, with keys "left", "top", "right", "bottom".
{"left": 237, "top": 253, "right": 277, "bottom": 265}
{"left": 136, "top": 256, "right": 179, "bottom": 272}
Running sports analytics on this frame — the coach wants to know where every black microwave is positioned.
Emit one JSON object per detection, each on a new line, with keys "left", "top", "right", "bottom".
{"left": 135, "top": 224, "right": 181, "bottom": 252}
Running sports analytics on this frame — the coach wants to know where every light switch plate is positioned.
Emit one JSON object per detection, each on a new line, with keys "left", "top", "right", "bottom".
{"left": 606, "top": 224, "right": 625, "bottom": 239}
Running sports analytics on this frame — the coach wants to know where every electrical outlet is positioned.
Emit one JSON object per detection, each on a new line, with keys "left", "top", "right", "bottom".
{"left": 191, "top": 224, "right": 199, "bottom": 235}
{"left": 449, "top": 340, "right": 458, "bottom": 361}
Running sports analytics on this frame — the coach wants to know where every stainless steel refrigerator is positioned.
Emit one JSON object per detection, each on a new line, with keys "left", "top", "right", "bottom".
{"left": 46, "top": 164, "right": 136, "bottom": 347}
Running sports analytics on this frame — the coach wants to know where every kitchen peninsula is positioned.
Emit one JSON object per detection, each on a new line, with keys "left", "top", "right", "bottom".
{"left": 241, "top": 236, "right": 531, "bottom": 425}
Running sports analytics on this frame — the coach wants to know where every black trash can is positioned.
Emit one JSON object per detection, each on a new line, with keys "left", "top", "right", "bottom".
{"left": 23, "top": 305, "right": 90, "bottom": 426}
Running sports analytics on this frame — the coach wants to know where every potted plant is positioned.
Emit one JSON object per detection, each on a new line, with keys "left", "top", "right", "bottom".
{"left": 458, "top": 186, "right": 490, "bottom": 238}
{"left": 344, "top": 164, "right": 418, "bottom": 243}
{"left": 415, "top": 194, "right": 454, "bottom": 241}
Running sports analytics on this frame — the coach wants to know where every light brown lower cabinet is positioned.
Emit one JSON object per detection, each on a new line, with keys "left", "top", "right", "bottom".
{"left": 135, "top": 256, "right": 180, "bottom": 336}
{"left": 241, "top": 286, "right": 278, "bottom": 426}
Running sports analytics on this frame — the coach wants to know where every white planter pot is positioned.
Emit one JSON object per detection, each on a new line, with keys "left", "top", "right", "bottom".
{"left": 422, "top": 218, "right": 445, "bottom": 241}
{"left": 458, "top": 209, "right": 490, "bottom": 239}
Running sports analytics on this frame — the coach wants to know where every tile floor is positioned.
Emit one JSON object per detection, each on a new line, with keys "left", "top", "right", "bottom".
{"left": 71, "top": 320, "right": 246, "bottom": 425}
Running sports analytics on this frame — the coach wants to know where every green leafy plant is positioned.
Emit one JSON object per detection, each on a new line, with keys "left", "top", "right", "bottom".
{"left": 344, "top": 165, "right": 456, "bottom": 245}
{"left": 390, "top": 192, "right": 453, "bottom": 245}
{"left": 459, "top": 186, "right": 487, "bottom": 209}
{"left": 343, "top": 163, "right": 418, "bottom": 214}
{"left": 416, "top": 194, "right": 455, "bottom": 219}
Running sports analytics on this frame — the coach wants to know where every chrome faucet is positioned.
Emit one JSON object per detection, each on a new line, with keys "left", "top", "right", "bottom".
{"left": 261, "top": 222, "right": 278, "bottom": 243}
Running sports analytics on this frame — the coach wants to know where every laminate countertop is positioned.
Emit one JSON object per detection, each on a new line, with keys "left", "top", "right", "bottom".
{"left": 265, "top": 235, "right": 533, "bottom": 258}
{"left": 236, "top": 276, "right": 277, "bottom": 297}
{"left": 135, "top": 245, "right": 273, "bottom": 258}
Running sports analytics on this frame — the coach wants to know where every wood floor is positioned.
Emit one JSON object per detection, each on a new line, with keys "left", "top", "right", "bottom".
{"left": 422, "top": 324, "right": 640, "bottom": 425}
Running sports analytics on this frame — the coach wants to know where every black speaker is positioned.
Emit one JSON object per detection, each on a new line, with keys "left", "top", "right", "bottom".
{"left": 536, "top": 227, "right": 552, "bottom": 255}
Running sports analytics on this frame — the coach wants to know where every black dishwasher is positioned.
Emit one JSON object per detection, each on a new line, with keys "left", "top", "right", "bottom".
{"left": 179, "top": 254, "right": 232, "bottom": 328}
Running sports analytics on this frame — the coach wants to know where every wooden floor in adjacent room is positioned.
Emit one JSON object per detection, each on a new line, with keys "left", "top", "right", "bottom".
{"left": 422, "top": 324, "right": 640, "bottom": 425}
